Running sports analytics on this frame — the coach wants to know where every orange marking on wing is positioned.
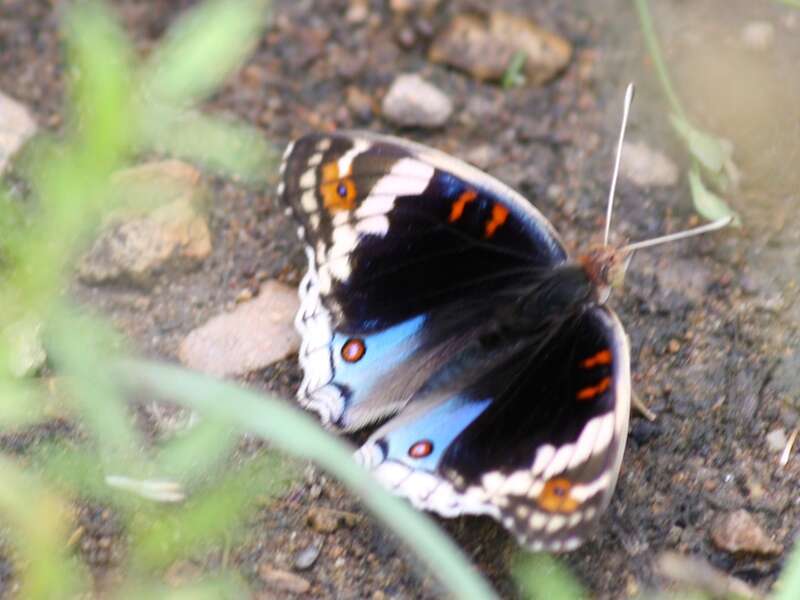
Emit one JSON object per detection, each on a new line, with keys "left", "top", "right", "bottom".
{"left": 580, "top": 349, "right": 612, "bottom": 369}
{"left": 484, "top": 203, "right": 509, "bottom": 238}
{"left": 576, "top": 377, "right": 611, "bottom": 401}
{"left": 448, "top": 189, "right": 478, "bottom": 222}
{"left": 319, "top": 161, "right": 357, "bottom": 212}
{"left": 536, "top": 477, "right": 580, "bottom": 513}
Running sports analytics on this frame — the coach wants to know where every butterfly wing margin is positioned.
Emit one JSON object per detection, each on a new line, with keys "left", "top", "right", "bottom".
{"left": 354, "top": 306, "right": 631, "bottom": 552}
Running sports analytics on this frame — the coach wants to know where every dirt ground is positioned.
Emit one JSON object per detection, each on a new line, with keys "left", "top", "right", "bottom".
{"left": 2, "top": 0, "right": 800, "bottom": 598}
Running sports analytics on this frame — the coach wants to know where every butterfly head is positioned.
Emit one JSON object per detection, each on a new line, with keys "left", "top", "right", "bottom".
{"left": 578, "top": 245, "right": 633, "bottom": 304}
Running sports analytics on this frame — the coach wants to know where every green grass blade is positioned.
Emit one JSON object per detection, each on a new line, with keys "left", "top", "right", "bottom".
{"left": 119, "top": 359, "right": 498, "bottom": 600}
{"left": 632, "top": 0, "right": 687, "bottom": 120}
{"left": 140, "top": 0, "right": 268, "bottom": 106}
{"left": 774, "top": 538, "right": 800, "bottom": 600}
{"left": 514, "top": 554, "right": 586, "bottom": 600}
{"left": 687, "top": 167, "right": 741, "bottom": 225}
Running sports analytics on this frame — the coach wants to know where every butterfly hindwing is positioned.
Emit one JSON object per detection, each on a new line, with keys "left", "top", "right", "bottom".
{"left": 354, "top": 306, "right": 631, "bottom": 552}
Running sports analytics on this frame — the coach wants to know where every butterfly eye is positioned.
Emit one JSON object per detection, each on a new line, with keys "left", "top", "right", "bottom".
{"left": 337, "top": 182, "right": 347, "bottom": 198}
{"left": 341, "top": 338, "right": 366, "bottom": 362}
{"left": 408, "top": 440, "right": 433, "bottom": 459}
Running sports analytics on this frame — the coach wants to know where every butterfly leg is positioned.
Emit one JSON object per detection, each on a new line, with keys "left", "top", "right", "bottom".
{"left": 632, "top": 390, "right": 657, "bottom": 421}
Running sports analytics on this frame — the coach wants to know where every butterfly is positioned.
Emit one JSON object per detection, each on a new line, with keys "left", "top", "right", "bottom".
{"left": 277, "top": 88, "right": 729, "bottom": 552}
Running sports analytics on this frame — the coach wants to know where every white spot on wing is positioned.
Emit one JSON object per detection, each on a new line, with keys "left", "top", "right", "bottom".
{"left": 299, "top": 169, "right": 316, "bottom": 189}
{"left": 531, "top": 444, "right": 556, "bottom": 477}
{"left": 529, "top": 511, "right": 547, "bottom": 531}
{"left": 568, "top": 415, "right": 602, "bottom": 470}
{"left": 544, "top": 443, "right": 574, "bottom": 480}
{"left": 570, "top": 473, "right": 611, "bottom": 502}
{"left": 301, "top": 190, "right": 317, "bottom": 212}
{"left": 500, "top": 471, "right": 532, "bottom": 496}
{"left": 355, "top": 215, "right": 389, "bottom": 236}
{"left": 337, "top": 140, "right": 370, "bottom": 176}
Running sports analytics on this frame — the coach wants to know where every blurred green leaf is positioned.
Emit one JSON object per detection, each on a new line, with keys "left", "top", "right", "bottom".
{"left": 0, "top": 456, "right": 87, "bottom": 597}
{"left": 774, "top": 539, "right": 800, "bottom": 600}
{"left": 0, "top": 378, "right": 45, "bottom": 426}
{"left": 140, "top": 0, "right": 267, "bottom": 106}
{"left": 47, "top": 309, "right": 143, "bottom": 470}
{"left": 140, "top": 106, "right": 276, "bottom": 183}
{"left": 687, "top": 167, "right": 740, "bottom": 225}
{"left": 155, "top": 418, "right": 237, "bottom": 483}
{"left": 120, "top": 359, "right": 499, "bottom": 600}
{"left": 670, "top": 115, "right": 731, "bottom": 174}
{"left": 118, "top": 574, "right": 249, "bottom": 600}
{"left": 514, "top": 554, "right": 586, "bottom": 600}
{"left": 130, "top": 452, "right": 295, "bottom": 569}
{"left": 64, "top": 1, "right": 135, "bottom": 169}
{"left": 502, "top": 51, "right": 527, "bottom": 90}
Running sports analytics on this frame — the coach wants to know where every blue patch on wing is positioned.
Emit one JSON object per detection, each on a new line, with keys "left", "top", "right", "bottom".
{"left": 331, "top": 315, "right": 426, "bottom": 420}
{"left": 379, "top": 396, "right": 492, "bottom": 471}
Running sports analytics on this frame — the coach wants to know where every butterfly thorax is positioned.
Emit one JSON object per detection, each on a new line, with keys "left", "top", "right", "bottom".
{"left": 577, "top": 245, "right": 630, "bottom": 305}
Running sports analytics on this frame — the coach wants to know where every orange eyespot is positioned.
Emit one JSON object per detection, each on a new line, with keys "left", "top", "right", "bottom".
{"left": 319, "top": 161, "right": 357, "bottom": 212}
{"left": 341, "top": 338, "right": 366, "bottom": 362}
{"left": 537, "top": 477, "right": 580, "bottom": 513}
{"left": 408, "top": 440, "right": 434, "bottom": 459}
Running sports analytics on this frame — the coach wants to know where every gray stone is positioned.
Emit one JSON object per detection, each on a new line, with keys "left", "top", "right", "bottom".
{"left": 382, "top": 74, "right": 452, "bottom": 129}
{"left": 620, "top": 141, "right": 679, "bottom": 187}
{"left": 741, "top": 21, "right": 775, "bottom": 51}
{"left": 766, "top": 428, "right": 787, "bottom": 453}
{"left": 0, "top": 91, "right": 37, "bottom": 174}
{"left": 178, "top": 280, "right": 300, "bottom": 378}
{"left": 293, "top": 539, "right": 323, "bottom": 570}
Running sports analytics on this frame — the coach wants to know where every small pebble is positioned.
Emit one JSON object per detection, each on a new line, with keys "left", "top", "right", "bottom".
{"left": 0, "top": 90, "right": 37, "bottom": 174}
{"left": 381, "top": 73, "right": 452, "bottom": 129}
{"left": 235, "top": 288, "right": 253, "bottom": 303}
{"left": 307, "top": 506, "right": 340, "bottom": 533}
{"left": 741, "top": 21, "right": 775, "bottom": 51}
{"left": 178, "top": 280, "right": 300, "bottom": 377}
{"left": 294, "top": 539, "right": 323, "bottom": 570}
{"left": 620, "top": 141, "right": 679, "bottom": 187}
{"left": 766, "top": 428, "right": 787, "bottom": 453}
{"left": 710, "top": 509, "right": 783, "bottom": 556}
{"left": 258, "top": 565, "right": 311, "bottom": 594}
{"left": 667, "top": 339, "right": 681, "bottom": 354}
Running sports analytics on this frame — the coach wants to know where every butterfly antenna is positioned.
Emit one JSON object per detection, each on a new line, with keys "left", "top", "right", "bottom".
{"left": 621, "top": 216, "right": 732, "bottom": 253}
{"left": 604, "top": 83, "right": 636, "bottom": 246}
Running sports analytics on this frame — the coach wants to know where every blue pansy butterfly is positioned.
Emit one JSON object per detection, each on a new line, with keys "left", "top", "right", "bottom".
{"left": 278, "top": 88, "right": 729, "bottom": 552}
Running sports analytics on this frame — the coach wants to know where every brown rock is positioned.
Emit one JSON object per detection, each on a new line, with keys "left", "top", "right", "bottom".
{"left": 710, "top": 509, "right": 783, "bottom": 556}
{"left": 429, "top": 11, "right": 571, "bottom": 85}
{"left": 78, "top": 160, "right": 211, "bottom": 288}
{"left": 178, "top": 280, "right": 300, "bottom": 377}
{"left": 258, "top": 565, "right": 311, "bottom": 594}
{"left": 307, "top": 506, "right": 340, "bottom": 533}
{"left": 306, "top": 507, "right": 361, "bottom": 534}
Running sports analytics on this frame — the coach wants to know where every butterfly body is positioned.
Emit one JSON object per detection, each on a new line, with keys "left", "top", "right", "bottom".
{"left": 279, "top": 131, "right": 631, "bottom": 552}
